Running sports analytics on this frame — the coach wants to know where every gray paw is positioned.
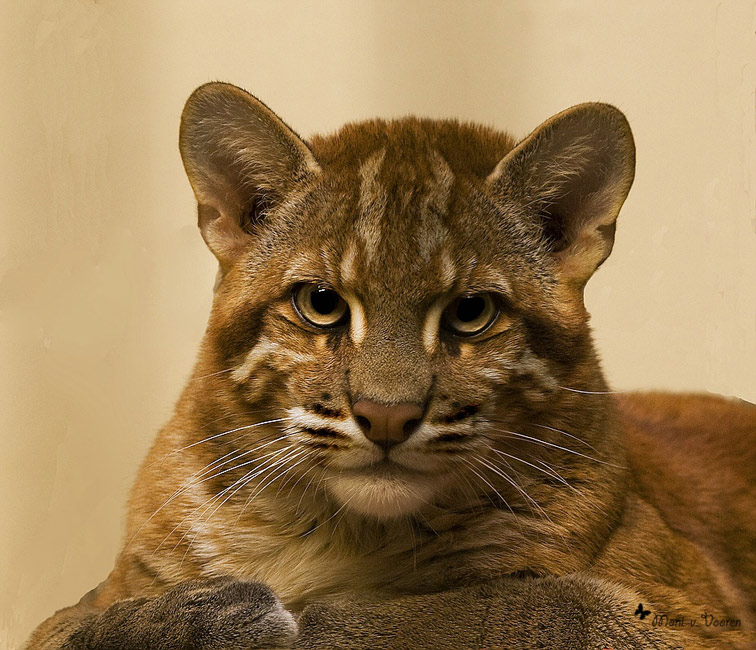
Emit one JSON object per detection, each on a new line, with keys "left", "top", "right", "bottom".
{"left": 68, "top": 577, "right": 298, "bottom": 649}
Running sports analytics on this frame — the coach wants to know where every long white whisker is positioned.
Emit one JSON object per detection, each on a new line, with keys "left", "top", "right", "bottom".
{"left": 301, "top": 496, "right": 354, "bottom": 537}
{"left": 415, "top": 509, "right": 441, "bottom": 538}
{"left": 557, "top": 385, "right": 622, "bottom": 395}
{"left": 459, "top": 457, "right": 517, "bottom": 519}
{"left": 153, "top": 444, "right": 297, "bottom": 556}
{"left": 479, "top": 454, "right": 575, "bottom": 555}
{"left": 238, "top": 449, "right": 314, "bottom": 520}
{"left": 531, "top": 423, "right": 597, "bottom": 451}
{"left": 168, "top": 447, "right": 303, "bottom": 569}
{"left": 491, "top": 427, "right": 621, "bottom": 468}
{"left": 473, "top": 454, "right": 551, "bottom": 523}
{"left": 133, "top": 433, "right": 298, "bottom": 551}
{"left": 183, "top": 432, "right": 299, "bottom": 488}
{"left": 173, "top": 418, "right": 291, "bottom": 454}
{"left": 296, "top": 469, "right": 322, "bottom": 515}
{"left": 445, "top": 461, "right": 485, "bottom": 515}
{"left": 144, "top": 416, "right": 292, "bottom": 473}
{"left": 128, "top": 446, "right": 246, "bottom": 549}
{"left": 277, "top": 450, "right": 318, "bottom": 496}
{"left": 491, "top": 448, "right": 576, "bottom": 491}
{"left": 207, "top": 447, "right": 309, "bottom": 528}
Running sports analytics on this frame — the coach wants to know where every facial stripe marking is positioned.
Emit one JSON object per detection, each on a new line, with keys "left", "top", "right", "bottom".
{"left": 428, "top": 149, "right": 454, "bottom": 213}
{"left": 422, "top": 297, "right": 446, "bottom": 353}
{"left": 416, "top": 150, "right": 454, "bottom": 261}
{"left": 356, "top": 149, "right": 388, "bottom": 262}
{"left": 438, "top": 249, "right": 457, "bottom": 292}
{"left": 459, "top": 342, "right": 474, "bottom": 359}
{"left": 286, "top": 406, "right": 362, "bottom": 439}
{"left": 301, "top": 427, "right": 348, "bottom": 440}
{"left": 232, "top": 337, "right": 278, "bottom": 382}
{"left": 340, "top": 242, "right": 359, "bottom": 286}
{"left": 348, "top": 297, "right": 367, "bottom": 345}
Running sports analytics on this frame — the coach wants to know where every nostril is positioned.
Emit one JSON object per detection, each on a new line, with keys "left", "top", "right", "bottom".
{"left": 355, "top": 415, "right": 371, "bottom": 433}
{"left": 403, "top": 418, "right": 421, "bottom": 436}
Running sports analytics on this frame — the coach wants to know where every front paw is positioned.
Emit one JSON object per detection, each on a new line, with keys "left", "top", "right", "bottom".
{"left": 69, "top": 577, "right": 298, "bottom": 649}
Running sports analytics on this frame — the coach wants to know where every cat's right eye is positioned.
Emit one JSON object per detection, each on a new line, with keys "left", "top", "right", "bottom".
{"left": 292, "top": 283, "right": 349, "bottom": 328}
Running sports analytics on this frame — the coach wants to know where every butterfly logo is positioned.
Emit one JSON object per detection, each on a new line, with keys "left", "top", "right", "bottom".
{"left": 634, "top": 603, "right": 651, "bottom": 620}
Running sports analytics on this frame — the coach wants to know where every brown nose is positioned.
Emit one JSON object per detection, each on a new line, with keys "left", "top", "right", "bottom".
{"left": 352, "top": 400, "right": 424, "bottom": 450}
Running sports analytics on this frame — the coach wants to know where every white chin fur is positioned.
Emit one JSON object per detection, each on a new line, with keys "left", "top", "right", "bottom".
{"left": 328, "top": 473, "right": 436, "bottom": 518}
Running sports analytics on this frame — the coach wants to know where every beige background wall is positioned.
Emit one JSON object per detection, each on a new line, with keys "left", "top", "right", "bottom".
{"left": 2, "top": 1, "right": 754, "bottom": 646}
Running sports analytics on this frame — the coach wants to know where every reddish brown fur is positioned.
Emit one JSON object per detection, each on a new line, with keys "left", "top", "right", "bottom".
{"left": 26, "top": 84, "right": 755, "bottom": 650}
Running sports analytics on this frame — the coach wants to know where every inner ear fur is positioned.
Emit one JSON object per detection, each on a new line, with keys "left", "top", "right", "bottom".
{"left": 487, "top": 103, "right": 635, "bottom": 286}
{"left": 179, "top": 82, "right": 320, "bottom": 268}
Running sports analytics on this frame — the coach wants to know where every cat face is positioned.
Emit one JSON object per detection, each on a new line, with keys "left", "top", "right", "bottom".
{"left": 180, "top": 83, "right": 634, "bottom": 519}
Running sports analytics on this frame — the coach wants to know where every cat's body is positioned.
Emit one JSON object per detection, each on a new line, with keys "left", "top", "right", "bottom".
{"left": 26, "top": 84, "right": 755, "bottom": 649}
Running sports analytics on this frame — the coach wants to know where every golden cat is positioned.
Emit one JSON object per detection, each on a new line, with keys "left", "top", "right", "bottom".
{"left": 26, "top": 82, "right": 755, "bottom": 649}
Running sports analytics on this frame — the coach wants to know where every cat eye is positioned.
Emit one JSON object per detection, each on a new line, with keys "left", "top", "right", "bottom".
{"left": 292, "top": 283, "right": 349, "bottom": 328}
{"left": 443, "top": 293, "right": 498, "bottom": 337}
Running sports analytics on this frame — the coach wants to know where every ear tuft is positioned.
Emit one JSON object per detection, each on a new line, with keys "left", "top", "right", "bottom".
{"left": 487, "top": 103, "right": 635, "bottom": 286}
{"left": 179, "top": 82, "right": 320, "bottom": 268}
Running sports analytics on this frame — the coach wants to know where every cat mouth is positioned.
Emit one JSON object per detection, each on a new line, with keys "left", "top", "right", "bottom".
{"left": 351, "top": 457, "right": 437, "bottom": 477}
{"left": 327, "top": 461, "right": 439, "bottom": 518}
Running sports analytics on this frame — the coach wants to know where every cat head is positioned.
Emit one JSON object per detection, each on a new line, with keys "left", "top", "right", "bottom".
{"left": 179, "top": 83, "right": 634, "bottom": 519}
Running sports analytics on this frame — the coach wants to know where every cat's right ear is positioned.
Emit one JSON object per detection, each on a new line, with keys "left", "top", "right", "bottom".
{"left": 179, "top": 83, "right": 320, "bottom": 268}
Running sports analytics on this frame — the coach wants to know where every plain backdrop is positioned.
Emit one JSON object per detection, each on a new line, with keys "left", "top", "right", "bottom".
{"left": 2, "top": 1, "right": 755, "bottom": 647}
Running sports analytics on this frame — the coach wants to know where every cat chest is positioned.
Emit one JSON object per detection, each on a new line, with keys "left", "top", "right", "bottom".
{"left": 197, "top": 522, "right": 511, "bottom": 609}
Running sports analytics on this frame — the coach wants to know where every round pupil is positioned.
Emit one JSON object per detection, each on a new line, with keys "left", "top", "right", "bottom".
{"left": 310, "top": 288, "right": 339, "bottom": 315}
{"left": 456, "top": 296, "right": 485, "bottom": 323}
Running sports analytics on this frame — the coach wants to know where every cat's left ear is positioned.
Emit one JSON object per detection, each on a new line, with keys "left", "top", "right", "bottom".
{"left": 179, "top": 82, "right": 320, "bottom": 269}
{"left": 486, "top": 103, "right": 635, "bottom": 286}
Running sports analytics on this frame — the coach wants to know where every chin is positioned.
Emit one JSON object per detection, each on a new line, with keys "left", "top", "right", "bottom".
{"left": 328, "top": 470, "right": 437, "bottom": 519}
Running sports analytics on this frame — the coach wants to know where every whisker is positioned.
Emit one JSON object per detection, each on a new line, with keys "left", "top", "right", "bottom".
{"left": 487, "top": 418, "right": 596, "bottom": 451}
{"left": 143, "top": 416, "right": 292, "bottom": 473}
{"left": 446, "top": 457, "right": 491, "bottom": 515}
{"left": 489, "top": 427, "right": 621, "bottom": 468}
{"left": 557, "top": 385, "right": 623, "bottom": 395}
{"left": 328, "top": 496, "right": 353, "bottom": 543}
{"left": 530, "top": 423, "right": 597, "bottom": 451}
{"left": 296, "top": 469, "right": 322, "bottom": 515}
{"left": 472, "top": 454, "right": 551, "bottom": 523}
{"left": 153, "top": 444, "right": 298, "bottom": 556}
{"left": 459, "top": 457, "right": 517, "bottom": 519}
{"left": 475, "top": 454, "right": 576, "bottom": 555}
{"left": 132, "top": 432, "right": 299, "bottom": 550}
{"left": 125, "top": 446, "right": 243, "bottom": 550}
{"left": 201, "top": 447, "right": 307, "bottom": 529}
{"left": 170, "top": 447, "right": 307, "bottom": 572}
{"left": 415, "top": 509, "right": 441, "bottom": 538}
{"left": 535, "top": 459, "right": 581, "bottom": 492}
{"left": 175, "top": 444, "right": 302, "bottom": 577}
{"left": 183, "top": 432, "right": 299, "bottom": 487}
{"left": 238, "top": 449, "right": 314, "bottom": 520}
{"left": 276, "top": 450, "right": 318, "bottom": 496}
{"left": 490, "top": 448, "right": 577, "bottom": 491}
{"left": 172, "top": 417, "right": 291, "bottom": 454}
{"left": 301, "top": 496, "right": 354, "bottom": 537}
{"left": 451, "top": 464, "right": 488, "bottom": 515}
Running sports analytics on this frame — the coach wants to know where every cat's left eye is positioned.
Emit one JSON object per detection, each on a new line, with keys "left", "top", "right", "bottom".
{"left": 443, "top": 293, "right": 498, "bottom": 337}
{"left": 292, "top": 283, "right": 349, "bottom": 328}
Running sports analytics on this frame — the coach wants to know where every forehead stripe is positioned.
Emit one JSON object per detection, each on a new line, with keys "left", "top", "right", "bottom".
{"left": 356, "top": 149, "right": 387, "bottom": 263}
{"left": 340, "top": 242, "right": 359, "bottom": 285}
